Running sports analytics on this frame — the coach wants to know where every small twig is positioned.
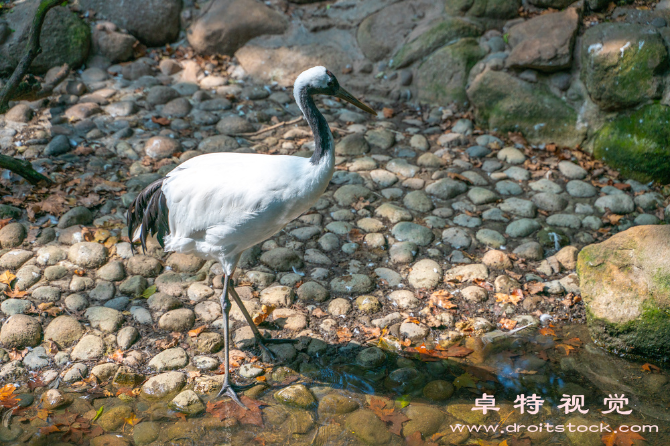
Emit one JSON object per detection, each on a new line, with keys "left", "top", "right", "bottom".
{"left": 0, "top": 0, "right": 64, "bottom": 113}
{"left": 231, "top": 116, "right": 303, "bottom": 138}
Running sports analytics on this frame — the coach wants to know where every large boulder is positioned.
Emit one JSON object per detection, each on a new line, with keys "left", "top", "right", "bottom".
{"left": 577, "top": 225, "right": 670, "bottom": 363}
{"left": 592, "top": 103, "right": 670, "bottom": 183}
{"left": 356, "top": 1, "right": 426, "bottom": 62}
{"left": 0, "top": 3, "right": 90, "bottom": 74}
{"left": 188, "top": 0, "right": 288, "bottom": 56}
{"left": 76, "top": 0, "right": 181, "bottom": 47}
{"left": 236, "top": 43, "right": 351, "bottom": 88}
{"left": 391, "top": 17, "right": 482, "bottom": 69}
{"left": 581, "top": 23, "right": 668, "bottom": 111}
{"left": 506, "top": 6, "right": 580, "bottom": 72}
{"left": 417, "top": 38, "right": 486, "bottom": 107}
{"left": 467, "top": 70, "right": 585, "bottom": 147}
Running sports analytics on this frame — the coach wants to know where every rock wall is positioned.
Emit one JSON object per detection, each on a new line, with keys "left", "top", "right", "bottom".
{"left": 180, "top": 0, "right": 670, "bottom": 184}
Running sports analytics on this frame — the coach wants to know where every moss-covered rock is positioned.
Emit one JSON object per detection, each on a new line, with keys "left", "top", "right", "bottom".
{"left": 577, "top": 225, "right": 670, "bottom": 363}
{"left": 391, "top": 18, "right": 482, "bottom": 69}
{"left": 592, "top": 103, "right": 670, "bottom": 183}
{"left": 357, "top": 2, "right": 423, "bottom": 62}
{"left": 0, "top": 4, "right": 90, "bottom": 75}
{"left": 445, "top": 0, "right": 521, "bottom": 21}
{"left": 417, "top": 38, "right": 486, "bottom": 107}
{"left": 581, "top": 23, "right": 667, "bottom": 111}
{"left": 467, "top": 70, "right": 585, "bottom": 147}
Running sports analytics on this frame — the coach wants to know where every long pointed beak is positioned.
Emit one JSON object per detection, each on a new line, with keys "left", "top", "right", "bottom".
{"left": 335, "top": 87, "right": 376, "bottom": 115}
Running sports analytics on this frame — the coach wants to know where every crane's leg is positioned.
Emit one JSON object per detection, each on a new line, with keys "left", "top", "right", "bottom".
{"left": 228, "top": 286, "right": 296, "bottom": 363}
{"left": 217, "top": 274, "right": 253, "bottom": 406}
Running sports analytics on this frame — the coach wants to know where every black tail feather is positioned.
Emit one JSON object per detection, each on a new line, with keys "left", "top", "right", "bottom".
{"left": 127, "top": 178, "right": 169, "bottom": 253}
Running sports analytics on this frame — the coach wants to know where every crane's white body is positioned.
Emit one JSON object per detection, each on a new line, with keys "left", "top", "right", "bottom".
{"left": 161, "top": 150, "right": 334, "bottom": 274}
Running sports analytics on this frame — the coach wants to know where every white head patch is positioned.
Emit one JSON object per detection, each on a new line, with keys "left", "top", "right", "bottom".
{"left": 294, "top": 66, "right": 331, "bottom": 110}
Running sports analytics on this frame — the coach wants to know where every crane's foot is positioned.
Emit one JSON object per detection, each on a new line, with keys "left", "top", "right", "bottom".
{"left": 217, "top": 382, "right": 255, "bottom": 407}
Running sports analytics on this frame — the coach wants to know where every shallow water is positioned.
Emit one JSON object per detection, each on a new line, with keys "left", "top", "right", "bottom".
{"left": 8, "top": 323, "right": 669, "bottom": 445}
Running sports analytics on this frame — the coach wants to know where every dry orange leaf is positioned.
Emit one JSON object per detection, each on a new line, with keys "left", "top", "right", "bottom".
{"left": 36, "top": 409, "right": 51, "bottom": 421}
{"left": 124, "top": 414, "right": 142, "bottom": 429}
{"left": 110, "top": 350, "right": 124, "bottom": 363}
{"left": 336, "top": 326, "right": 353, "bottom": 343}
{"left": 495, "top": 289, "right": 524, "bottom": 305}
{"left": 429, "top": 290, "right": 457, "bottom": 309}
{"left": 556, "top": 344, "right": 575, "bottom": 356}
{"left": 0, "top": 271, "right": 16, "bottom": 286}
{"left": 499, "top": 318, "right": 518, "bottom": 330}
{"left": 539, "top": 327, "right": 556, "bottom": 336}
{"left": 602, "top": 429, "right": 646, "bottom": 446}
{"left": 188, "top": 325, "right": 207, "bottom": 337}
{"left": 382, "top": 107, "right": 394, "bottom": 118}
{"left": 642, "top": 363, "right": 661, "bottom": 373}
{"left": 4, "top": 288, "right": 28, "bottom": 298}
{"left": 252, "top": 305, "right": 275, "bottom": 326}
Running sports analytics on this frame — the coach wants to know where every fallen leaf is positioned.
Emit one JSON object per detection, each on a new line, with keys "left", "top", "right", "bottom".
{"left": 429, "top": 290, "right": 457, "bottom": 310}
{"left": 539, "top": 327, "right": 556, "bottom": 336}
{"left": 0, "top": 271, "right": 16, "bottom": 286}
{"left": 495, "top": 289, "right": 524, "bottom": 305}
{"left": 36, "top": 409, "right": 52, "bottom": 421}
{"left": 641, "top": 363, "right": 661, "bottom": 373}
{"left": 92, "top": 406, "right": 104, "bottom": 422}
{"left": 0, "top": 218, "right": 12, "bottom": 231}
{"left": 527, "top": 282, "right": 545, "bottom": 295}
{"left": 4, "top": 288, "right": 28, "bottom": 298}
{"left": 206, "top": 396, "right": 265, "bottom": 427}
{"left": 336, "top": 326, "right": 353, "bottom": 343}
{"left": 473, "top": 278, "right": 494, "bottom": 291}
{"left": 151, "top": 116, "right": 171, "bottom": 126}
{"left": 499, "top": 318, "right": 518, "bottom": 330}
{"left": 368, "top": 396, "right": 408, "bottom": 436}
{"left": 382, "top": 107, "right": 394, "bottom": 119}
{"left": 141, "top": 285, "right": 157, "bottom": 299}
{"left": 39, "top": 425, "right": 61, "bottom": 435}
{"left": 602, "top": 428, "right": 646, "bottom": 446}
{"left": 556, "top": 344, "right": 575, "bottom": 356}
{"left": 109, "top": 350, "right": 124, "bottom": 363}
{"left": 124, "top": 413, "right": 142, "bottom": 430}
{"left": 188, "top": 325, "right": 207, "bottom": 337}
{"left": 252, "top": 305, "right": 275, "bottom": 326}
{"left": 453, "top": 372, "right": 478, "bottom": 390}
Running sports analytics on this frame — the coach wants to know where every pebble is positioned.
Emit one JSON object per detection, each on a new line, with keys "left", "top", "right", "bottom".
{"left": 141, "top": 372, "right": 187, "bottom": 400}
{"left": 391, "top": 222, "right": 434, "bottom": 246}
{"left": 594, "top": 194, "right": 635, "bottom": 214}
{"left": 158, "top": 309, "right": 195, "bottom": 331}
{"left": 149, "top": 347, "right": 189, "bottom": 372}
{"left": 0, "top": 223, "right": 27, "bottom": 248}
{"left": 145, "top": 136, "right": 180, "bottom": 159}
{"left": 0, "top": 315, "right": 41, "bottom": 348}
{"left": 44, "top": 315, "right": 84, "bottom": 347}
{"left": 408, "top": 259, "right": 442, "bottom": 289}
{"left": 330, "top": 274, "right": 373, "bottom": 294}
{"left": 71, "top": 335, "right": 105, "bottom": 360}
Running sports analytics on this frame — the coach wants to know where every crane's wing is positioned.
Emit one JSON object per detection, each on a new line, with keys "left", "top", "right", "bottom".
{"left": 160, "top": 152, "right": 319, "bottom": 255}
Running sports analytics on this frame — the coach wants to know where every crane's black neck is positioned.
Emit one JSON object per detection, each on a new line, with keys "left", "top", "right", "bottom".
{"left": 298, "top": 88, "right": 332, "bottom": 165}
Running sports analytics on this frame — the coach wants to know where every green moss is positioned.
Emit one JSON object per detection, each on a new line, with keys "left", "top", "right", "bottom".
{"left": 391, "top": 18, "right": 482, "bottom": 68}
{"left": 592, "top": 103, "right": 670, "bottom": 183}
{"left": 446, "top": 0, "right": 520, "bottom": 19}
{"left": 416, "top": 38, "right": 486, "bottom": 107}
{"left": 581, "top": 23, "right": 667, "bottom": 110}
{"left": 587, "top": 300, "right": 670, "bottom": 364}
{"left": 468, "top": 70, "right": 584, "bottom": 147}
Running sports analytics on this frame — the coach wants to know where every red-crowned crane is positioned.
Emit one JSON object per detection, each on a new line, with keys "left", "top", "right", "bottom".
{"left": 127, "top": 66, "right": 375, "bottom": 405}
